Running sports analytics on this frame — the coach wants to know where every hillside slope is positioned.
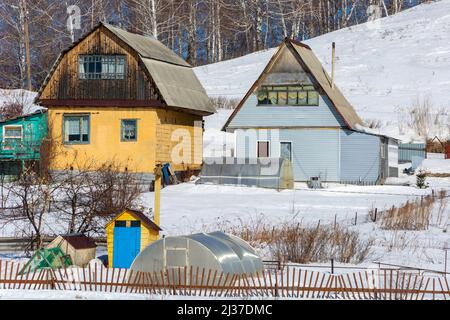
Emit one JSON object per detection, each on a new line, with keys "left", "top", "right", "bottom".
{"left": 195, "top": 0, "right": 450, "bottom": 142}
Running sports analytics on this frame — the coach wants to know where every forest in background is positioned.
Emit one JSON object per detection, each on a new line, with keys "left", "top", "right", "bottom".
{"left": 0, "top": 0, "right": 431, "bottom": 91}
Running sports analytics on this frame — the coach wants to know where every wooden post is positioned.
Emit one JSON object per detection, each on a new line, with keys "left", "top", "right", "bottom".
{"left": 154, "top": 164, "right": 163, "bottom": 232}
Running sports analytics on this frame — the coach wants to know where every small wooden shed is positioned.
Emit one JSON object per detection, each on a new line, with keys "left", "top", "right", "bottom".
{"left": 47, "top": 234, "right": 97, "bottom": 267}
{"left": 106, "top": 209, "right": 162, "bottom": 269}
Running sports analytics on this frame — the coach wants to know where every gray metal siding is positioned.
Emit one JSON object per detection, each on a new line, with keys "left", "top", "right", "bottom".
{"left": 398, "top": 143, "right": 426, "bottom": 163}
{"left": 235, "top": 129, "right": 340, "bottom": 182}
{"left": 228, "top": 93, "right": 346, "bottom": 128}
{"left": 340, "top": 130, "right": 381, "bottom": 184}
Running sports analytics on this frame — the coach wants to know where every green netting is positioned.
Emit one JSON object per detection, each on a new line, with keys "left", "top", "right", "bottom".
{"left": 19, "top": 247, "right": 73, "bottom": 275}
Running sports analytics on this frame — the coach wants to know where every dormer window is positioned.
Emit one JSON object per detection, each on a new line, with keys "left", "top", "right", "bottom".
{"left": 257, "top": 85, "right": 319, "bottom": 106}
{"left": 78, "top": 55, "right": 126, "bottom": 80}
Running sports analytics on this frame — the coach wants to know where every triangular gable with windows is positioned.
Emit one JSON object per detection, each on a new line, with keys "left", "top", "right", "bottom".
{"left": 222, "top": 38, "right": 363, "bottom": 131}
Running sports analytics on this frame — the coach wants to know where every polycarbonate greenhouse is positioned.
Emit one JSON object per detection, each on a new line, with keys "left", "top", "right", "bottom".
{"left": 130, "top": 232, "right": 264, "bottom": 284}
{"left": 197, "top": 157, "right": 294, "bottom": 190}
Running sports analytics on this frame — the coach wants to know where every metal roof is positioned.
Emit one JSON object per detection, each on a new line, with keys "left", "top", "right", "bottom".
{"left": 103, "top": 24, "right": 190, "bottom": 68}
{"left": 142, "top": 59, "right": 214, "bottom": 114}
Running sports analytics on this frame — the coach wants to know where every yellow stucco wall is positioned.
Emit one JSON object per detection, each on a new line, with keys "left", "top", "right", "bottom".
{"left": 106, "top": 210, "right": 159, "bottom": 268}
{"left": 48, "top": 107, "right": 203, "bottom": 173}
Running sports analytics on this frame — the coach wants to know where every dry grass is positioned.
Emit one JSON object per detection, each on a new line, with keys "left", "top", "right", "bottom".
{"left": 379, "top": 192, "right": 447, "bottom": 231}
{"left": 226, "top": 220, "right": 373, "bottom": 264}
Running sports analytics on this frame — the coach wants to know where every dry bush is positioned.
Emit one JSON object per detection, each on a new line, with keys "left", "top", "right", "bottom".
{"left": 435, "top": 190, "right": 448, "bottom": 227}
{"left": 365, "top": 119, "right": 382, "bottom": 129}
{"left": 0, "top": 102, "right": 23, "bottom": 121}
{"left": 407, "top": 97, "right": 433, "bottom": 138}
{"left": 227, "top": 220, "right": 373, "bottom": 264}
{"left": 209, "top": 96, "right": 240, "bottom": 110}
{"left": 380, "top": 195, "right": 436, "bottom": 231}
{"left": 0, "top": 90, "right": 28, "bottom": 121}
{"left": 51, "top": 160, "right": 143, "bottom": 234}
{"left": 426, "top": 138, "right": 448, "bottom": 154}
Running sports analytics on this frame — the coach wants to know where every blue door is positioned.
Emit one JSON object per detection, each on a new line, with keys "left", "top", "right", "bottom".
{"left": 113, "top": 225, "right": 141, "bottom": 268}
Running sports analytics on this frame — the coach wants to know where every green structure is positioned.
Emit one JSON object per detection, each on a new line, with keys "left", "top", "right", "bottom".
{"left": 0, "top": 110, "right": 48, "bottom": 178}
{"left": 19, "top": 247, "right": 73, "bottom": 275}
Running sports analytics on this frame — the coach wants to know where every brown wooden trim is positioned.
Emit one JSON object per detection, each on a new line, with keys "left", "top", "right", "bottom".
{"left": 38, "top": 99, "right": 165, "bottom": 107}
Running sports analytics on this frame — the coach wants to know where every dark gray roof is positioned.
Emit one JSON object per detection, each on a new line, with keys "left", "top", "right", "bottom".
{"left": 103, "top": 24, "right": 190, "bottom": 68}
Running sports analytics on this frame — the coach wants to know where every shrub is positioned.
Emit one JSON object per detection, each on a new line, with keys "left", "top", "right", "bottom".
{"left": 416, "top": 170, "right": 428, "bottom": 189}
{"left": 226, "top": 220, "right": 373, "bottom": 264}
{"left": 209, "top": 96, "right": 240, "bottom": 110}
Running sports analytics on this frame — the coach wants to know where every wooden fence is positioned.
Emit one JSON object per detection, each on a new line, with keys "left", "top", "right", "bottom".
{"left": 0, "top": 260, "right": 449, "bottom": 300}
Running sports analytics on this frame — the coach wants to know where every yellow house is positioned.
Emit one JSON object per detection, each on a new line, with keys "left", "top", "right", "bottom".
{"left": 35, "top": 22, "right": 215, "bottom": 178}
{"left": 106, "top": 209, "right": 161, "bottom": 268}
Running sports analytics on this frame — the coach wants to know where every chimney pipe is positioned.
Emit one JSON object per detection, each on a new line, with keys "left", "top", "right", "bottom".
{"left": 331, "top": 42, "right": 336, "bottom": 90}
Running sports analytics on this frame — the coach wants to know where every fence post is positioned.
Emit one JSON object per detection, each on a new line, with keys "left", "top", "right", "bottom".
{"left": 331, "top": 259, "right": 335, "bottom": 275}
{"left": 354, "top": 212, "right": 358, "bottom": 226}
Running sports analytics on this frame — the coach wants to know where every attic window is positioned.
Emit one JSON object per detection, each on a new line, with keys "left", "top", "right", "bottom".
{"left": 257, "top": 85, "right": 319, "bottom": 106}
{"left": 79, "top": 55, "right": 125, "bottom": 80}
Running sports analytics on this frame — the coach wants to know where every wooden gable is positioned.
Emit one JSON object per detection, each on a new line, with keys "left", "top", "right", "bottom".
{"left": 38, "top": 25, "right": 163, "bottom": 104}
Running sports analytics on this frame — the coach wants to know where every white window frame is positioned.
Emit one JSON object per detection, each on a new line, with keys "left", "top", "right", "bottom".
{"left": 2, "top": 125, "right": 23, "bottom": 150}
{"left": 256, "top": 140, "right": 271, "bottom": 158}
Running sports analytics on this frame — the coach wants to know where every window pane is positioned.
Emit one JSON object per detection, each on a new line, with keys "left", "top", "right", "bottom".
{"left": 5, "top": 127, "right": 22, "bottom": 137}
{"left": 288, "top": 92, "right": 298, "bottom": 105}
{"left": 308, "top": 91, "right": 319, "bottom": 105}
{"left": 278, "top": 92, "right": 287, "bottom": 105}
{"left": 64, "top": 116, "right": 89, "bottom": 143}
{"left": 280, "top": 142, "right": 292, "bottom": 161}
{"left": 116, "top": 57, "right": 125, "bottom": 79}
{"left": 79, "top": 55, "right": 125, "bottom": 80}
{"left": 258, "top": 142, "right": 269, "bottom": 158}
{"left": 268, "top": 91, "right": 277, "bottom": 105}
{"left": 298, "top": 91, "right": 308, "bottom": 105}
{"left": 4, "top": 138, "right": 21, "bottom": 149}
{"left": 122, "top": 120, "right": 137, "bottom": 141}
{"left": 257, "top": 89, "right": 269, "bottom": 105}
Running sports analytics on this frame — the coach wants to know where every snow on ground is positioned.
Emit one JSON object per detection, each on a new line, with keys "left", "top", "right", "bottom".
{"left": 0, "top": 290, "right": 156, "bottom": 300}
{"left": 203, "top": 109, "right": 234, "bottom": 157}
{"left": 134, "top": 176, "right": 450, "bottom": 271}
{"left": 0, "top": 89, "right": 42, "bottom": 115}
{"left": 195, "top": 0, "right": 450, "bottom": 143}
{"left": 419, "top": 158, "right": 450, "bottom": 174}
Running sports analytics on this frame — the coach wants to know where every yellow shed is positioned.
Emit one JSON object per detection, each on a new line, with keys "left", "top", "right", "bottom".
{"left": 106, "top": 209, "right": 161, "bottom": 269}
